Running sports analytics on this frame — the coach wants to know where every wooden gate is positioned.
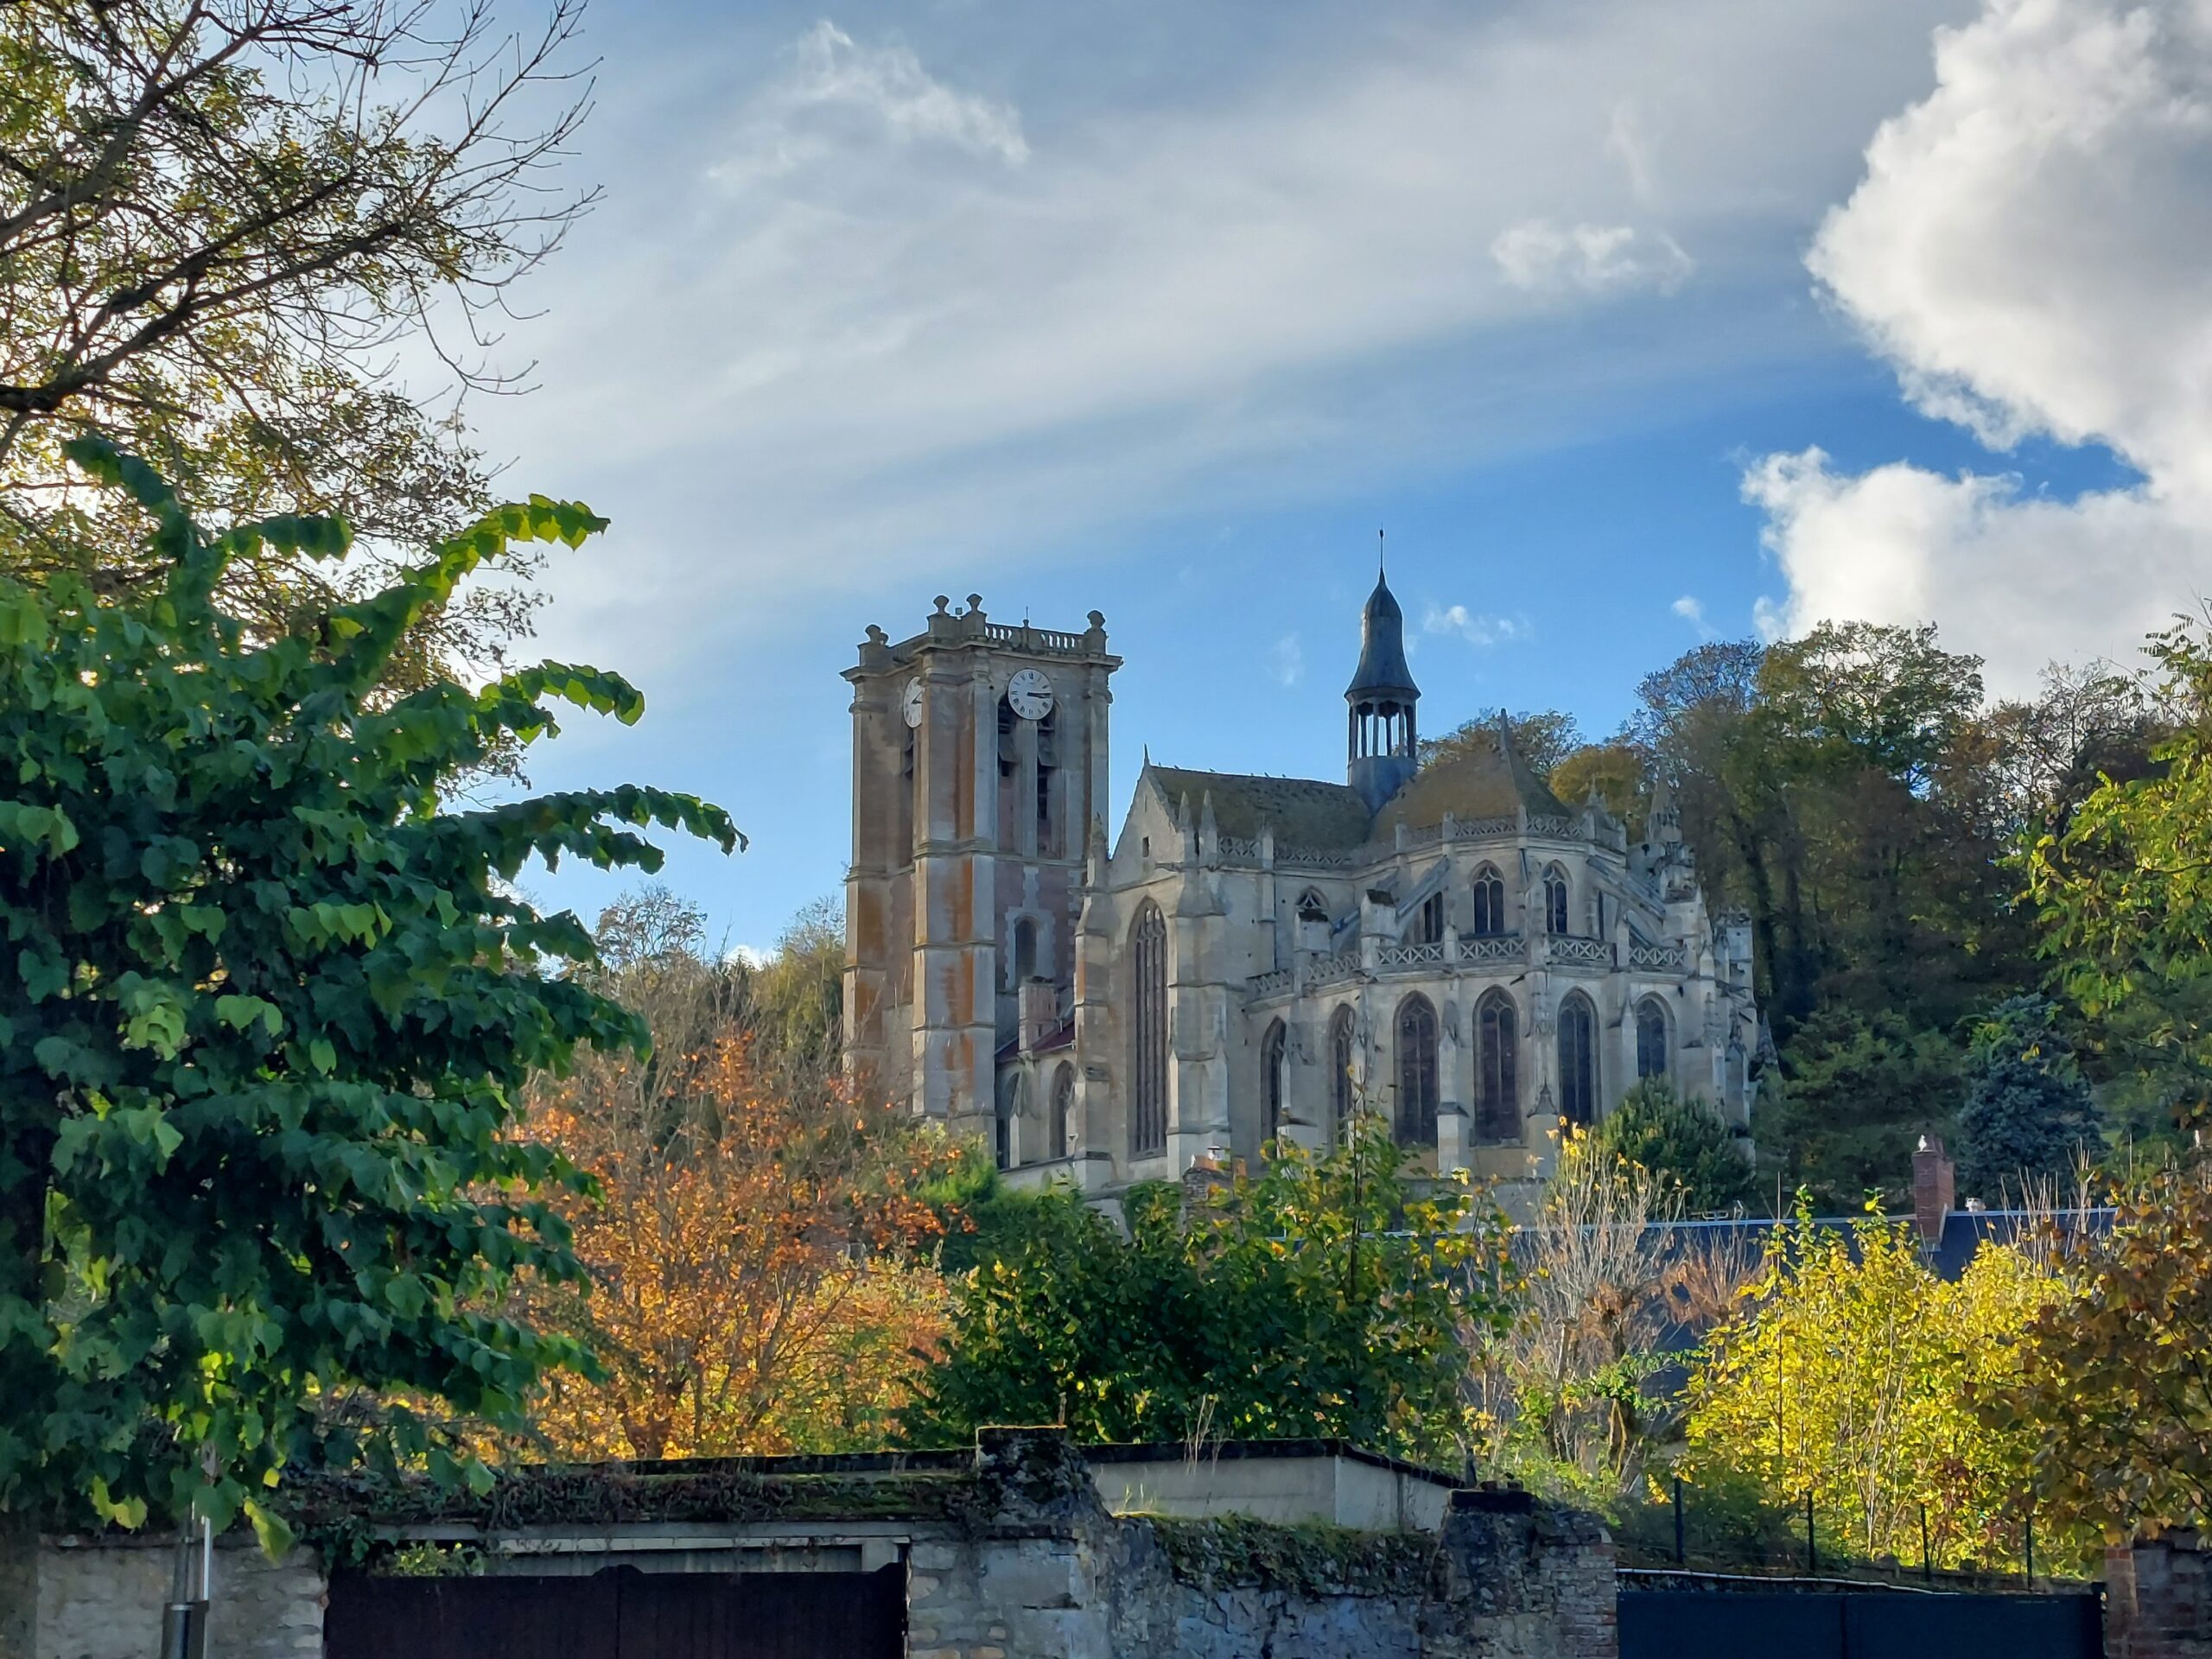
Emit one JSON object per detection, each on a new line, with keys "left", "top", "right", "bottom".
{"left": 325, "top": 1563, "right": 906, "bottom": 1659}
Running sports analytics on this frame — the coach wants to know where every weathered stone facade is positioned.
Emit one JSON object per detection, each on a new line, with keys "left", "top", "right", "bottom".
{"left": 843, "top": 580, "right": 1760, "bottom": 1202}
{"left": 12, "top": 1431, "right": 1618, "bottom": 1659}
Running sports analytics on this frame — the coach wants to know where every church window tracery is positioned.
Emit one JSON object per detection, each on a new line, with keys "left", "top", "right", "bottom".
{"left": 1131, "top": 900, "right": 1168, "bottom": 1156}
{"left": 1395, "top": 995, "right": 1439, "bottom": 1147}
{"left": 1543, "top": 866, "right": 1571, "bottom": 936}
{"left": 1471, "top": 866, "right": 1506, "bottom": 935}
{"left": 1476, "top": 990, "right": 1519, "bottom": 1142}
{"left": 1558, "top": 995, "right": 1598, "bottom": 1128}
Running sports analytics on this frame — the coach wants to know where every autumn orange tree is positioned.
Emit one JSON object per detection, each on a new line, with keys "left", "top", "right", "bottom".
{"left": 524, "top": 893, "right": 956, "bottom": 1460}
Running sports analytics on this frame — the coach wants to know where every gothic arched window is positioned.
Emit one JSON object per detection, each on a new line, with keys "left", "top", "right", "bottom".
{"left": 1011, "top": 915, "right": 1039, "bottom": 986}
{"left": 1636, "top": 998, "right": 1670, "bottom": 1083}
{"left": 1476, "top": 990, "right": 1519, "bottom": 1143}
{"left": 1471, "top": 866, "right": 1506, "bottom": 936}
{"left": 1051, "top": 1062, "right": 1076, "bottom": 1160}
{"left": 1328, "top": 1006, "right": 1357, "bottom": 1135}
{"left": 1558, "top": 995, "right": 1598, "bottom": 1128}
{"left": 1296, "top": 887, "right": 1330, "bottom": 922}
{"left": 1543, "top": 866, "right": 1571, "bottom": 936}
{"left": 1035, "top": 706, "right": 1058, "bottom": 855}
{"left": 1412, "top": 890, "right": 1445, "bottom": 945}
{"left": 1130, "top": 900, "right": 1168, "bottom": 1156}
{"left": 1395, "top": 995, "right": 1439, "bottom": 1147}
{"left": 1262, "top": 1019, "right": 1288, "bottom": 1145}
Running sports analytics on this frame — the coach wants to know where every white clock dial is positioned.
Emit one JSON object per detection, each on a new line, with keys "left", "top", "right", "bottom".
{"left": 901, "top": 677, "right": 925, "bottom": 728}
{"left": 1007, "top": 668, "right": 1054, "bottom": 721}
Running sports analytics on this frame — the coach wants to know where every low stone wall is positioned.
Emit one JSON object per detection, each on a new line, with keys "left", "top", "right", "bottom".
{"left": 2109, "top": 1533, "right": 2212, "bottom": 1659}
{"left": 16, "top": 1431, "right": 1616, "bottom": 1659}
{"left": 26, "top": 1533, "right": 322, "bottom": 1659}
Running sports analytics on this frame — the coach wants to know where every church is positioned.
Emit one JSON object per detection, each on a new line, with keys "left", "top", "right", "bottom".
{"left": 842, "top": 576, "right": 1759, "bottom": 1197}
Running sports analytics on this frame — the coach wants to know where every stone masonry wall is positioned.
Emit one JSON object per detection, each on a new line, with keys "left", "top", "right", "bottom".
{"left": 16, "top": 1431, "right": 1611, "bottom": 1659}
{"left": 2109, "top": 1533, "right": 2212, "bottom": 1659}
{"left": 25, "top": 1535, "right": 321, "bottom": 1659}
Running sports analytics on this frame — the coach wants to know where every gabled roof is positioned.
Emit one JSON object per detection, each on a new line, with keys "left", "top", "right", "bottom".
{"left": 1144, "top": 766, "right": 1373, "bottom": 849}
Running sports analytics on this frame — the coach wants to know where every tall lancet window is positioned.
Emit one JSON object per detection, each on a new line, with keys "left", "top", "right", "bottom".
{"left": 1395, "top": 995, "right": 1439, "bottom": 1147}
{"left": 1558, "top": 995, "right": 1598, "bottom": 1128}
{"left": 1130, "top": 900, "right": 1168, "bottom": 1156}
{"left": 1476, "top": 990, "right": 1519, "bottom": 1143}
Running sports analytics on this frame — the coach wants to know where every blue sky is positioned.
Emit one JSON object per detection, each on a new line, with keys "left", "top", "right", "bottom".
{"left": 449, "top": 0, "right": 2212, "bottom": 953}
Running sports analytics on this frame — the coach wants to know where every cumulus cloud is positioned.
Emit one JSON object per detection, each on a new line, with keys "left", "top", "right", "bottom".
{"left": 1751, "top": 0, "right": 2212, "bottom": 690}
{"left": 1424, "top": 603, "right": 1529, "bottom": 648}
{"left": 1491, "top": 219, "right": 1693, "bottom": 296}
{"left": 1671, "top": 594, "right": 1713, "bottom": 637}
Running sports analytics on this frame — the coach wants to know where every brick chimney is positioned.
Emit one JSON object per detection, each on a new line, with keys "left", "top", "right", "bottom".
{"left": 1912, "top": 1135, "right": 1955, "bottom": 1249}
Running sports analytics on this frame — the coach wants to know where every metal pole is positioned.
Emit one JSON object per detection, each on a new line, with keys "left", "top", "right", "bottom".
{"left": 2025, "top": 1513, "right": 2035, "bottom": 1589}
{"left": 1922, "top": 1503, "right": 1932, "bottom": 1584}
{"left": 1806, "top": 1491, "right": 1817, "bottom": 1575}
{"left": 1673, "top": 1477, "right": 1686, "bottom": 1566}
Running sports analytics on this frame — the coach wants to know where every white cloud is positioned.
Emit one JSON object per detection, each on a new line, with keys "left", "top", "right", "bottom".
{"left": 1269, "top": 632, "right": 1304, "bottom": 686}
{"left": 1491, "top": 219, "right": 1693, "bottom": 296}
{"left": 1424, "top": 603, "right": 1529, "bottom": 648}
{"left": 1671, "top": 594, "right": 1713, "bottom": 637}
{"left": 460, "top": 0, "right": 1968, "bottom": 676}
{"left": 1750, "top": 0, "right": 2212, "bottom": 690}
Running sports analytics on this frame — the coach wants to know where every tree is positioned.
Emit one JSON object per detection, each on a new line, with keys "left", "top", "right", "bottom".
{"left": 899, "top": 1112, "right": 1516, "bottom": 1467}
{"left": 1421, "top": 709, "right": 1584, "bottom": 775}
{"left": 525, "top": 1035, "right": 953, "bottom": 1461}
{"left": 1681, "top": 1201, "right": 2066, "bottom": 1568}
{"left": 1955, "top": 996, "right": 2100, "bottom": 1200}
{"left": 1756, "top": 1007, "right": 1959, "bottom": 1210}
{"left": 0, "top": 439, "right": 734, "bottom": 1545}
{"left": 1995, "top": 1156, "right": 2212, "bottom": 1542}
{"left": 1551, "top": 740, "right": 1649, "bottom": 836}
{"left": 1471, "top": 1125, "right": 1750, "bottom": 1507}
{"left": 1595, "top": 1082, "right": 1757, "bottom": 1215}
{"left": 2031, "top": 613, "right": 2212, "bottom": 1128}
{"left": 0, "top": 0, "right": 595, "bottom": 682}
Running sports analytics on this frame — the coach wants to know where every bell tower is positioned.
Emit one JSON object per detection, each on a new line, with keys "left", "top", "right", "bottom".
{"left": 843, "top": 595, "right": 1118, "bottom": 1137}
{"left": 1346, "top": 566, "right": 1420, "bottom": 810}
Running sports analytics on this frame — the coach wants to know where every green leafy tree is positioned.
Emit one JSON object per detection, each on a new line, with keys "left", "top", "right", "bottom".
{"left": 1955, "top": 996, "right": 2100, "bottom": 1199}
{"left": 1596, "top": 1082, "right": 1756, "bottom": 1215}
{"left": 0, "top": 0, "right": 595, "bottom": 684}
{"left": 1755, "top": 1007, "right": 1960, "bottom": 1210}
{"left": 2031, "top": 614, "right": 2212, "bottom": 1127}
{"left": 899, "top": 1112, "right": 1516, "bottom": 1466}
{"left": 0, "top": 441, "right": 735, "bottom": 1546}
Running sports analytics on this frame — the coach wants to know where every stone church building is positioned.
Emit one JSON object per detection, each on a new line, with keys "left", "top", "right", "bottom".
{"left": 842, "top": 578, "right": 1758, "bottom": 1198}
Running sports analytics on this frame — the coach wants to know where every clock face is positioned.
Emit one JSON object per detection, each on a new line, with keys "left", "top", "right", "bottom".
{"left": 1007, "top": 668, "right": 1054, "bottom": 721}
{"left": 901, "top": 677, "right": 925, "bottom": 728}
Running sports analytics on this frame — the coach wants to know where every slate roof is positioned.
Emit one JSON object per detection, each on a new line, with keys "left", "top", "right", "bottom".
{"left": 1346, "top": 574, "right": 1418, "bottom": 701}
{"left": 1145, "top": 766, "right": 1374, "bottom": 849}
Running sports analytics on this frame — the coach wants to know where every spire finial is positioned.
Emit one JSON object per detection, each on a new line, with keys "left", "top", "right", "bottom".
{"left": 1378, "top": 527, "right": 1385, "bottom": 582}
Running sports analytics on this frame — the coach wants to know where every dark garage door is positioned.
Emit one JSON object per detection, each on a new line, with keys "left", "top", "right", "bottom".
{"left": 325, "top": 1563, "right": 905, "bottom": 1659}
{"left": 1618, "top": 1587, "right": 2101, "bottom": 1659}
